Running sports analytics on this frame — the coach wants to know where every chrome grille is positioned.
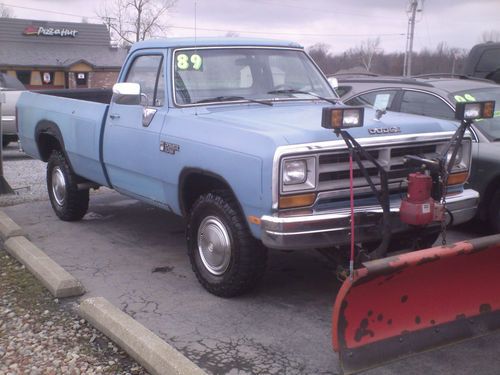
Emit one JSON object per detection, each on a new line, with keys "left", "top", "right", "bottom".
{"left": 317, "top": 141, "right": 443, "bottom": 192}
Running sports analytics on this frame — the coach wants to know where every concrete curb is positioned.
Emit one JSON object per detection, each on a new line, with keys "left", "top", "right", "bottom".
{"left": 79, "top": 297, "right": 206, "bottom": 375}
{"left": 0, "top": 210, "right": 24, "bottom": 240}
{"left": 1, "top": 210, "right": 205, "bottom": 374}
{"left": 4, "top": 235, "right": 85, "bottom": 298}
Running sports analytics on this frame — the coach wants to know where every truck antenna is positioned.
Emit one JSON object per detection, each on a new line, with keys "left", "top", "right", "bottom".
{"left": 194, "top": 1, "right": 197, "bottom": 49}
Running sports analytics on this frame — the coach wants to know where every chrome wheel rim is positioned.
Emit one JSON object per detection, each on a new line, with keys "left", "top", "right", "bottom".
{"left": 197, "top": 216, "right": 232, "bottom": 275}
{"left": 51, "top": 167, "right": 66, "bottom": 207}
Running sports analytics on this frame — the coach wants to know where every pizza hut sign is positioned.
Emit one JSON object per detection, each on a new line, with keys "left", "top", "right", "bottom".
{"left": 23, "top": 25, "right": 78, "bottom": 37}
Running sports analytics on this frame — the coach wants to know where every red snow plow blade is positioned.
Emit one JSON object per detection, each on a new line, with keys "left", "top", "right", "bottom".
{"left": 332, "top": 234, "right": 500, "bottom": 374}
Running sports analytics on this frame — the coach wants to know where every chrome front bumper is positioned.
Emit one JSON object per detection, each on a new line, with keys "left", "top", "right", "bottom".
{"left": 260, "top": 189, "right": 479, "bottom": 250}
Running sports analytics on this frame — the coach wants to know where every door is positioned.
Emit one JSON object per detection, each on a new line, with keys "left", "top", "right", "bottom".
{"left": 103, "top": 52, "right": 168, "bottom": 206}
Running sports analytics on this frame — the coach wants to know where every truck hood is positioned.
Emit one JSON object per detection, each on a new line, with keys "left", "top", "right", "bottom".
{"left": 194, "top": 101, "right": 457, "bottom": 145}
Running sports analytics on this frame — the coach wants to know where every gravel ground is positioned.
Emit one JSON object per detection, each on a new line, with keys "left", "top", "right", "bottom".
{"left": 0, "top": 249, "right": 149, "bottom": 375}
{"left": 0, "top": 148, "right": 149, "bottom": 374}
{"left": 0, "top": 145, "right": 47, "bottom": 207}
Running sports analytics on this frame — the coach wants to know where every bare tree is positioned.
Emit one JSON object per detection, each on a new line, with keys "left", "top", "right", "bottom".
{"left": 356, "top": 37, "right": 382, "bottom": 72}
{"left": 307, "top": 43, "right": 333, "bottom": 74}
{"left": 98, "top": 0, "right": 176, "bottom": 46}
{"left": 0, "top": 3, "right": 14, "bottom": 18}
{"left": 481, "top": 30, "right": 500, "bottom": 43}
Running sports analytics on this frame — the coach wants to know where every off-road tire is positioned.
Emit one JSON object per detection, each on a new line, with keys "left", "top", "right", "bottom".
{"left": 187, "top": 190, "right": 267, "bottom": 297}
{"left": 488, "top": 190, "right": 500, "bottom": 233}
{"left": 47, "top": 150, "right": 89, "bottom": 221}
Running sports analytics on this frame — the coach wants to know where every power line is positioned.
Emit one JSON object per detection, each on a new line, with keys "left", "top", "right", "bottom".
{"left": 223, "top": 0, "right": 407, "bottom": 21}
{"left": 1, "top": 3, "right": 102, "bottom": 21}
{"left": 168, "top": 24, "right": 405, "bottom": 38}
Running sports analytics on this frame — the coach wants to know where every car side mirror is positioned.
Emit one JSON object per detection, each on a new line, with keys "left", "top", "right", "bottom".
{"left": 112, "top": 82, "right": 141, "bottom": 105}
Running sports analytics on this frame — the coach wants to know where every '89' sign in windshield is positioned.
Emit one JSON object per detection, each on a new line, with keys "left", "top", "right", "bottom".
{"left": 175, "top": 52, "right": 203, "bottom": 71}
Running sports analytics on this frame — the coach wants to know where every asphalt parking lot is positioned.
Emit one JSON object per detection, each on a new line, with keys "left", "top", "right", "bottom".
{"left": 2, "top": 146, "right": 500, "bottom": 375}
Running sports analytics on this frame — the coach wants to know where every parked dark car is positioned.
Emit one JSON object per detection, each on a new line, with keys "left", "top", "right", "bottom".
{"left": 463, "top": 42, "right": 500, "bottom": 84}
{"left": 333, "top": 75, "right": 500, "bottom": 232}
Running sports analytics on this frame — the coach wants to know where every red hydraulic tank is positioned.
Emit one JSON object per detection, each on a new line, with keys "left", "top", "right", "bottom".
{"left": 399, "top": 172, "right": 435, "bottom": 226}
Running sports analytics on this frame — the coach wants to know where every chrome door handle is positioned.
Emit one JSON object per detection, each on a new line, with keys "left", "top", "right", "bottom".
{"left": 110, "top": 114, "right": 120, "bottom": 119}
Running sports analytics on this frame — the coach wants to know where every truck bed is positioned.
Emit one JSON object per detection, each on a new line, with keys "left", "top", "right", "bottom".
{"left": 38, "top": 88, "right": 113, "bottom": 104}
{"left": 17, "top": 91, "right": 111, "bottom": 186}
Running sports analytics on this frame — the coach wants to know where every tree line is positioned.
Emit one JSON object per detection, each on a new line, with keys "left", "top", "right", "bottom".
{"left": 308, "top": 40, "right": 469, "bottom": 77}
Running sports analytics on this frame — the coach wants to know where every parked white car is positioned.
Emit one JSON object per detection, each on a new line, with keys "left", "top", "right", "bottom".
{"left": 0, "top": 73, "right": 25, "bottom": 147}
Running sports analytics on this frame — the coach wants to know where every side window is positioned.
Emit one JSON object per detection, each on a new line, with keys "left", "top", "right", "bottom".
{"left": 335, "top": 85, "right": 352, "bottom": 98}
{"left": 345, "top": 90, "right": 398, "bottom": 110}
{"left": 400, "top": 91, "right": 454, "bottom": 120}
{"left": 125, "top": 55, "right": 164, "bottom": 107}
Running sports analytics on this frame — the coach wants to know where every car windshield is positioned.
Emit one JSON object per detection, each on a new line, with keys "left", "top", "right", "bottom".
{"left": 173, "top": 48, "right": 335, "bottom": 105}
{"left": 449, "top": 88, "right": 500, "bottom": 141}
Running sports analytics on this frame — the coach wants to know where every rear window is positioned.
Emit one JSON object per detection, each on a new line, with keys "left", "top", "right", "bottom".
{"left": 476, "top": 49, "right": 500, "bottom": 73}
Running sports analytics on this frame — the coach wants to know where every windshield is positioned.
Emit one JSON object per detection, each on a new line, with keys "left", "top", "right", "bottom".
{"left": 173, "top": 48, "right": 335, "bottom": 105}
{"left": 450, "top": 88, "right": 500, "bottom": 141}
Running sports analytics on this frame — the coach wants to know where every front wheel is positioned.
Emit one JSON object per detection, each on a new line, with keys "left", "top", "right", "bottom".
{"left": 47, "top": 150, "right": 89, "bottom": 221}
{"left": 186, "top": 191, "right": 267, "bottom": 297}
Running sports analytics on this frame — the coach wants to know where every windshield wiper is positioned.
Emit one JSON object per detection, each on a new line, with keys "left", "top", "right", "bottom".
{"left": 267, "top": 89, "right": 339, "bottom": 105}
{"left": 194, "top": 95, "right": 273, "bottom": 106}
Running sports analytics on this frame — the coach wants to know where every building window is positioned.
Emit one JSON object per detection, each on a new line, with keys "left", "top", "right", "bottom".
{"left": 76, "top": 72, "right": 87, "bottom": 86}
{"left": 16, "top": 71, "right": 31, "bottom": 85}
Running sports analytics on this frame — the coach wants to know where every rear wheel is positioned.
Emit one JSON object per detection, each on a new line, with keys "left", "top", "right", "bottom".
{"left": 47, "top": 150, "right": 89, "bottom": 221}
{"left": 186, "top": 190, "right": 267, "bottom": 297}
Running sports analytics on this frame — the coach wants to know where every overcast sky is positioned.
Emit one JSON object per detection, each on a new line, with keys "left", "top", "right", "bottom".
{"left": 3, "top": 0, "right": 500, "bottom": 53}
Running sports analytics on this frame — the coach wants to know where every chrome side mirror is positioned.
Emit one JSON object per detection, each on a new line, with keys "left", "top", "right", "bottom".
{"left": 112, "top": 82, "right": 141, "bottom": 105}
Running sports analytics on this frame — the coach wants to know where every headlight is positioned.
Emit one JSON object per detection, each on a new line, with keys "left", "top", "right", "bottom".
{"left": 281, "top": 156, "right": 316, "bottom": 193}
{"left": 445, "top": 146, "right": 463, "bottom": 168}
{"left": 283, "top": 160, "right": 307, "bottom": 185}
{"left": 439, "top": 139, "right": 471, "bottom": 173}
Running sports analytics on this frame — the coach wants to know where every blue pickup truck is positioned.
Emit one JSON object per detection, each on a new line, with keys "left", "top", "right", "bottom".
{"left": 17, "top": 38, "right": 478, "bottom": 296}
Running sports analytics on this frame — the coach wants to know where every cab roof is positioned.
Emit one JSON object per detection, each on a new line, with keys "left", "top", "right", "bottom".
{"left": 130, "top": 37, "right": 303, "bottom": 52}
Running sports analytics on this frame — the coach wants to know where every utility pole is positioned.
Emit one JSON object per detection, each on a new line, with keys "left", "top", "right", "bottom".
{"left": 404, "top": 0, "right": 420, "bottom": 76}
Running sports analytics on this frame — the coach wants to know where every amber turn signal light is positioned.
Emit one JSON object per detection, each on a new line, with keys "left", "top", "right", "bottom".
{"left": 279, "top": 193, "right": 316, "bottom": 209}
{"left": 447, "top": 171, "right": 469, "bottom": 186}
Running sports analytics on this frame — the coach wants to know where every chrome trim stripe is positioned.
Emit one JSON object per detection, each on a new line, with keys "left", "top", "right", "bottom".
{"left": 260, "top": 189, "right": 478, "bottom": 249}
